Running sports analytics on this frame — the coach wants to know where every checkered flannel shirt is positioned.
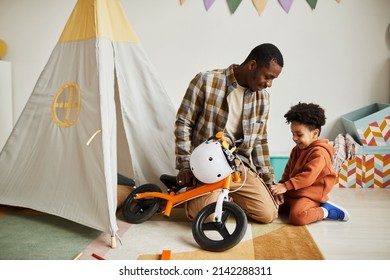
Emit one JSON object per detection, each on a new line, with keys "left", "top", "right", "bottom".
{"left": 175, "top": 64, "right": 275, "bottom": 184}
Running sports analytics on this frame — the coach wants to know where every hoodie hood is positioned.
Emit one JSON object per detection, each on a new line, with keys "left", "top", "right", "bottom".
{"left": 305, "top": 139, "right": 335, "bottom": 158}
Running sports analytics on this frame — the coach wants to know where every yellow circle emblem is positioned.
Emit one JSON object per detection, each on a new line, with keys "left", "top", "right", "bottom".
{"left": 0, "top": 39, "right": 7, "bottom": 59}
{"left": 52, "top": 82, "right": 81, "bottom": 128}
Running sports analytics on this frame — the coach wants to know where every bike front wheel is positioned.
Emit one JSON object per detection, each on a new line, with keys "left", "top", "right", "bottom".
{"left": 192, "top": 201, "right": 247, "bottom": 252}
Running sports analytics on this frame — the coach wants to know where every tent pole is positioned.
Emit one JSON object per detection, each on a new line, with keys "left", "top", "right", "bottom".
{"left": 111, "top": 235, "right": 117, "bottom": 248}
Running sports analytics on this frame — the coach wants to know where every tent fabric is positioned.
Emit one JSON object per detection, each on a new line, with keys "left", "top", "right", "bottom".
{"left": 59, "top": 0, "right": 139, "bottom": 43}
{"left": 114, "top": 43, "right": 177, "bottom": 185}
{"left": 0, "top": 0, "right": 176, "bottom": 238}
{"left": 0, "top": 40, "right": 114, "bottom": 233}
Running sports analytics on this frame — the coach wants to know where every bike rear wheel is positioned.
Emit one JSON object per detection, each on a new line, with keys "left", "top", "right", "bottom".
{"left": 122, "top": 184, "right": 162, "bottom": 224}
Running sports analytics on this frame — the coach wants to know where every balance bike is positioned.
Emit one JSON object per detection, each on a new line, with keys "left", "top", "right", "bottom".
{"left": 122, "top": 132, "right": 248, "bottom": 252}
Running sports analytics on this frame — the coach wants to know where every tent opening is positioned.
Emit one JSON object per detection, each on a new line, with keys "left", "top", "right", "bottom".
{"left": 114, "top": 72, "right": 134, "bottom": 181}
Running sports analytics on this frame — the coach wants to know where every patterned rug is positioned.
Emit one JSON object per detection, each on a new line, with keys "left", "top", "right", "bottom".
{"left": 78, "top": 208, "right": 324, "bottom": 260}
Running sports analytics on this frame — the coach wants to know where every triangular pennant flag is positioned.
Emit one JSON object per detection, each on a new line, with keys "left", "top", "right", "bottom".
{"left": 306, "top": 0, "right": 317, "bottom": 10}
{"left": 204, "top": 0, "right": 216, "bottom": 11}
{"left": 227, "top": 0, "right": 242, "bottom": 14}
{"left": 278, "top": 0, "right": 293, "bottom": 13}
{"left": 252, "top": 0, "right": 268, "bottom": 16}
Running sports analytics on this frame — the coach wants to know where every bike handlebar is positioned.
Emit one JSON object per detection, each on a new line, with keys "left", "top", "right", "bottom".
{"left": 215, "top": 132, "right": 241, "bottom": 183}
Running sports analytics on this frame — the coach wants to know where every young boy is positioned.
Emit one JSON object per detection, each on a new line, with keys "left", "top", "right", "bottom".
{"left": 269, "top": 102, "right": 350, "bottom": 226}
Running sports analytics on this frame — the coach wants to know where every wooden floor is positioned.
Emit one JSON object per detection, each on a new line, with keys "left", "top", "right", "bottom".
{"left": 1, "top": 186, "right": 389, "bottom": 260}
{"left": 307, "top": 187, "right": 390, "bottom": 260}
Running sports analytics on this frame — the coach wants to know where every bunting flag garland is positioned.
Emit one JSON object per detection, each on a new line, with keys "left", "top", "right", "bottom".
{"left": 226, "top": 0, "right": 242, "bottom": 14}
{"left": 252, "top": 0, "right": 268, "bottom": 16}
{"left": 306, "top": 0, "right": 318, "bottom": 10}
{"left": 179, "top": 1, "right": 341, "bottom": 14}
{"left": 278, "top": 0, "right": 293, "bottom": 13}
{"left": 203, "top": 0, "right": 216, "bottom": 11}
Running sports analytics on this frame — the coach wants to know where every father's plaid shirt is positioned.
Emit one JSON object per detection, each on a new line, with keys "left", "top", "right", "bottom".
{"left": 175, "top": 64, "right": 275, "bottom": 185}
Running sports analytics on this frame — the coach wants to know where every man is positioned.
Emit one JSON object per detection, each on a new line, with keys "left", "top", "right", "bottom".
{"left": 175, "top": 43, "right": 284, "bottom": 223}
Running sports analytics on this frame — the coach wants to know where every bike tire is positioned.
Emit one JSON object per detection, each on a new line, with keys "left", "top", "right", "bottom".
{"left": 122, "top": 184, "right": 162, "bottom": 224}
{"left": 192, "top": 201, "right": 247, "bottom": 252}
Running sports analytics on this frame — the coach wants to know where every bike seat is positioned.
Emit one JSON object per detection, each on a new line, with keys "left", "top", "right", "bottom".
{"left": 160, "top": 174, "right": 185, "bottom": 192}
{"left": 118, "top": 173, "right": 136, "bottom": 187}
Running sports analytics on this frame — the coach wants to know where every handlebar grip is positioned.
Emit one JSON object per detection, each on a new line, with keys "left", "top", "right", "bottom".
{"left": 233, "top": 171, "right": 241, "bottom": 183}
{"left": 215, "top": 132, "right": 231, "bottom": 150}
{"left": 215, "top": 131, "right": 224, "bottom": 139}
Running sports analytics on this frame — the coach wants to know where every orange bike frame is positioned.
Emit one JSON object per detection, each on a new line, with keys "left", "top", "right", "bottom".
{"left": 134, "top": 172, "right": 240, "bottom": 217}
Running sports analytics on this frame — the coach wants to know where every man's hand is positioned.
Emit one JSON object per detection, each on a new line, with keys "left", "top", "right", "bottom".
{"left": 268, "top": 183, "right": 285, "bottom": 205}
{"left": 176, "top": 168, "right": 198, "bottom": 187}
{"left": 274, "top": 194, "right": 284, "bottom": 205}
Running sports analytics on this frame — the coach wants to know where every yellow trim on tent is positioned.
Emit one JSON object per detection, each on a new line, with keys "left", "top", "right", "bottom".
{"left": 59, "top": 0, "right": 139, "bottom": 43}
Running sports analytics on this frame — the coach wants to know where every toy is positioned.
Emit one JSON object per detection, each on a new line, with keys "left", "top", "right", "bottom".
{"left": 122, "top": 132, "right": 248, "bottom": 252}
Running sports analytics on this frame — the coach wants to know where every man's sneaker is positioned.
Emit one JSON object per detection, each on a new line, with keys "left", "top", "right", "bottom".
{"left": 321, "top": 201, "right": 350, "bottom": 221}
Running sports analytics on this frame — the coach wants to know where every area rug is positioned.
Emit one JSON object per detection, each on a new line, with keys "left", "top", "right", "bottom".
{"left": 78, "top": 208, "right": 324, "bottom": 260}
{"left": 0, "top": 205, "right": 323, "bottom": 260}
{"left": 0, "top": 205, "right": 101, "bottom": 260}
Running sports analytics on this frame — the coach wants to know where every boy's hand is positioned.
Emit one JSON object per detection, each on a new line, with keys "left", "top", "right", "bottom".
{"left": 269, "top": 183, "right": 287, "bottom": 196}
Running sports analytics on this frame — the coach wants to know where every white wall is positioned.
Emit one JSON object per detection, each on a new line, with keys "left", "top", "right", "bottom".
{"left": 0, "top": 61, "right": 12, "bottom": 150}
{"left": 0, "top": 0, "right": 389, "bottom": 155}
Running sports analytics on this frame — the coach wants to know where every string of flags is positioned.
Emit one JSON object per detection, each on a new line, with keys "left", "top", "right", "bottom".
{"left": 179, "top": 0, "right": 342, "bottom": 15}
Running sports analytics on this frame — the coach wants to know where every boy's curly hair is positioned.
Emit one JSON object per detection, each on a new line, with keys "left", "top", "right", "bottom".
{"left": 284, "top": 102, "right": 326, "bottom": 133}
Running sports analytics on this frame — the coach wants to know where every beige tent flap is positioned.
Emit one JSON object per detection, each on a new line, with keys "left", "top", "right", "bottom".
{"left": 0, "top": 0, "right": 176, "bottom": 238}
{"left": 0, "top": 40, "right": 118, "bottom": 234}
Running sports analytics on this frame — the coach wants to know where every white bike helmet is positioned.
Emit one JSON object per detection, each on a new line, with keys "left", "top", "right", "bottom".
{"left": 190, "top": 140, "right": 234, "bottom": 184}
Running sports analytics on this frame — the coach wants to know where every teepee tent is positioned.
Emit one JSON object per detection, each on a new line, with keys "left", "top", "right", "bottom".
{"left": 0, "top": 0, "right": 176, "bottom": 245}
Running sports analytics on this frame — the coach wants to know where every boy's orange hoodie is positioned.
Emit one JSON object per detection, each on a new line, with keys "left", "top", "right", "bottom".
{"left": 280, "top": 139, "right": 336, "bottom": 203}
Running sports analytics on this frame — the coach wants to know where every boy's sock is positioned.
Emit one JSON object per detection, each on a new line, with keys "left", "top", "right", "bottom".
{"left": 322, "top": 207, "right": 329, "bottom": 219}
{"left": 321, "top": 201, "right": 350, "bottom": 221}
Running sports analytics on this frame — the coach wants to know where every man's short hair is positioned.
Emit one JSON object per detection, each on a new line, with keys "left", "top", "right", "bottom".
{"left": 244, "top": 43, "right": 284, "bottom": 68}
